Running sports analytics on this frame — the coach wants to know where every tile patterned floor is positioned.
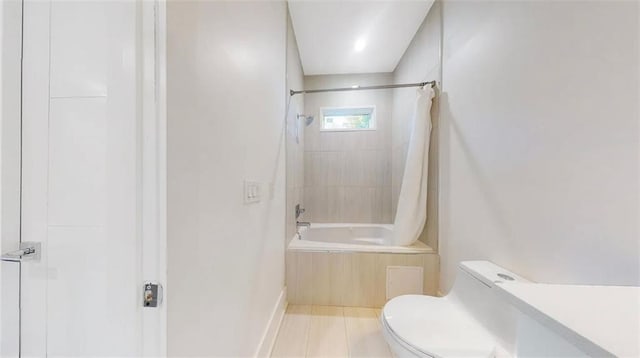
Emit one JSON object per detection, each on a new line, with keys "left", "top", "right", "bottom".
{"left": 271, "top": 305, "right": 393, "bottom": 358}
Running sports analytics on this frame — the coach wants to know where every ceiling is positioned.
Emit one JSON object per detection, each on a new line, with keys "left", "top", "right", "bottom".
{"left": 288, "top": 1, "right": 434, "bottom": 76}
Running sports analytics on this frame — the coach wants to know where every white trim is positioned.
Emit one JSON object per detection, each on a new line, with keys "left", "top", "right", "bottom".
{"left": 319, "top": 105, "right": 377, "bottom": 132}
{"left": 156, "top": 0, "right": 168, "bottom": 355}
{"left": 255, "top": 289, "right": 288, "bottom": 358}
{"left": 140, "top": 0, "right": 167, "bottom": 356}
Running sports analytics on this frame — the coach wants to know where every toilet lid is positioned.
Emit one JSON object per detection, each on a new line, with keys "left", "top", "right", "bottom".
{"left": 382, "top": 295, "right": 496, "bottom": 358}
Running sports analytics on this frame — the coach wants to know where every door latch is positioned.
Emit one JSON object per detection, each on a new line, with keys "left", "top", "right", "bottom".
{"left": 1, "top": 242, "right": 41, "bottom": 263}
{"left": 143, "top": 282, "right": 163, "bottom": 307}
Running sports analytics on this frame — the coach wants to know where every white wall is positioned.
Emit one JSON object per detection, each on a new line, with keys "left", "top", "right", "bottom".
{"left": 392, "top": 1, "right": 441, "bottom": 251}
{"left": 303, "top": 73, "right": 393, "bottom": 223}
{"left": 166, "top": 2, "right": 287, "bottom": 356}
{"left": 439, "top": 0, "right": 639, "bottom": 291}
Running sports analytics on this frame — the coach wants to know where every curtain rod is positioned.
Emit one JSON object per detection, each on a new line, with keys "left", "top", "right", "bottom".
{"left": 289, "top": 80, "right": 436, "bottom": 96}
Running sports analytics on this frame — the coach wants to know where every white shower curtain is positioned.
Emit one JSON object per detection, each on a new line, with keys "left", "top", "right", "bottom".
{"left": 392, "top": 86, "right": 435, "bottom": 246}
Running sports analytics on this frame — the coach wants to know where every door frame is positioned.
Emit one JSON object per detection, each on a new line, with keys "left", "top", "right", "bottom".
{"left": 140, "top": 0, "right": 167, "bottom": 356}
{"left": 0, "top": 0, "right": 168, "bottom": 356}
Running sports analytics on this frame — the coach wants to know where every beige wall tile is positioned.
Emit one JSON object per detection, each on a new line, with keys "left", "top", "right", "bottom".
{"left": 305, "top": 151, "right": 344, "bottom": 188}
{"left": 303, "top": 73, "right": 393, "bottom": 224}
{"left": 328, "top": 253, "right": 348, "bottom": 306}
{"left": 374, "top": 254, "right": 394, "bottom": 306}
{"left": 344, "top": 253, "right": 377, "bottom": 307}
{"left": 423, "top": 253, "right": 440, "bottom": 295}
{"left": 311, "top": 253, "right": 331, "bottom": 305}
{"left": 341, "top": 187, "right": 372, "bottom": 223}
{"left": 295, "top": 252, "right": 314, "bottom": 304}
{"left": 381, "top": 188, "right": 393, "bottom": 223}
{"left": 304, "top": 186, "right": 345, "bottom": 223}
{"left": 342, "top": 150, "right": 385, "bottom": 187}
{"left": 287, "top": 251, "right": 440, "bottom": 307}
{"left": 285, "top": 251, "right": 298, "bottom": 303}
{"left": 303, "top": 187, "right": 326, "bottom": 222}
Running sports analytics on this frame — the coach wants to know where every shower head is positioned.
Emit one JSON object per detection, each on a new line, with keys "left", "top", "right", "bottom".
{"left": 305, "top": 116, "right": 314, "bottom": 126}
{"left": 297, "top": 114, "right": 315, "bottom": 126}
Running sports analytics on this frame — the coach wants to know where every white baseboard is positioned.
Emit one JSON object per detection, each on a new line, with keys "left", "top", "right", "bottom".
{"left": 255, "top": 288, "right": 287, "bottom": 358}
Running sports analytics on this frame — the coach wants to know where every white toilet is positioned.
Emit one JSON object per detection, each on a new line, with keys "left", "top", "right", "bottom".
{"left": 381, "top": 261, "right": 530, "bottom": 358}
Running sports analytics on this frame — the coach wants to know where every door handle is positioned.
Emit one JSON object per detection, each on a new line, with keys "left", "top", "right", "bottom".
{"left": 1, "top": 242, "right": 41, "bottom": 263}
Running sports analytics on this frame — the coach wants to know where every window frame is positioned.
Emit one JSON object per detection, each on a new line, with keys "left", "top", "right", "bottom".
{"left": 319, "top": 105, "right": 377, "bottom": 132}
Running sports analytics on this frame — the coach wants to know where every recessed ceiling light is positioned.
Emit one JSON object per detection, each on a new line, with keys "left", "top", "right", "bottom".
{"left": 354, "top": 38, "right": 366, "bottom": 52}
{"left": 351, "top": 85, "right": 360, "bottom": 88}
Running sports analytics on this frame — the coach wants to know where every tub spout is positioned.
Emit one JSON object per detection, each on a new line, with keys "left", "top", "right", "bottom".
{"left": 295, "top": 221, "right": 310, "bottom": 240}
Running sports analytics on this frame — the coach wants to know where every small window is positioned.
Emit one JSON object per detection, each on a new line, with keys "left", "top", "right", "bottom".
{"left": 320, "top": 106, "right": 376, "bottom": 131}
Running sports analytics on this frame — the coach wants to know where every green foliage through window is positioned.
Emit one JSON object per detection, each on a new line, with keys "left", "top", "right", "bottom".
{"left": 321, "top": 107, "right": 375, "bottom": 131}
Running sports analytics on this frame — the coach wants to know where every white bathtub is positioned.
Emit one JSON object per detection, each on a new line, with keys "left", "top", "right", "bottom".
{"left": 288, "top": 223, "right": 433, "bottom": 254}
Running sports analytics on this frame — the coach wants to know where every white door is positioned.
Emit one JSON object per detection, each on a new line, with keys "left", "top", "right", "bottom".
{"left": 0, "top": 0, "right": 164, "bottom": 356}
{"left": 0, "top": 0, "right": 24, "bottom": 356}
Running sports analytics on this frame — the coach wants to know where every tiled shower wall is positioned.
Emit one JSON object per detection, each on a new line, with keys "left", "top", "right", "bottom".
{"left": 303, "top": 73, "right": 393, "bottom": 223}
{"left": 391, "top": 2, "right": 441, "bottom": 250}
{"left": 285, "top": 13, "right": 305, "bottom": 243}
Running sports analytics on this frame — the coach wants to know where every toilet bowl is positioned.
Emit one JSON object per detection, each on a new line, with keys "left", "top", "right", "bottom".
{"left": 381, "top": 295, "right": 496, "bottom": 357}
{"left": 380, "top": 261, "right": 530, "bottom": 358}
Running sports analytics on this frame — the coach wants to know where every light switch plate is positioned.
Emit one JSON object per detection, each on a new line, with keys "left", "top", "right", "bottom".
{"left": 244, "top": 181, "right": 261, "bottom": 204}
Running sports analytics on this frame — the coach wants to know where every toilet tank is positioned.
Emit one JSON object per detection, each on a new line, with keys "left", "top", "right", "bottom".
{"left": 446, "top": 261, "right": 531, "bottom": 356}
